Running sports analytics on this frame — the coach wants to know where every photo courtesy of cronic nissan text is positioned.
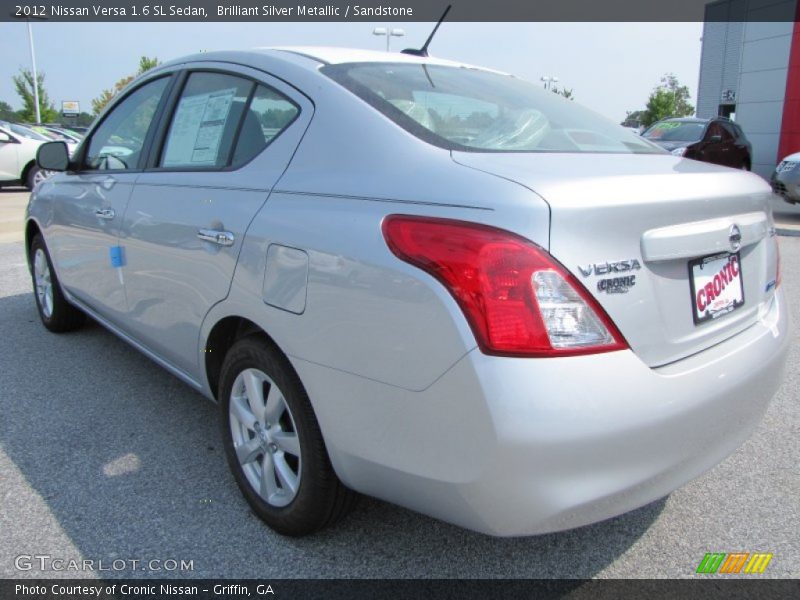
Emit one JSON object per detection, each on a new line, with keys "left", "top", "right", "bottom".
{"left": 0, "top": 0, "right": 798, "bottom": 598}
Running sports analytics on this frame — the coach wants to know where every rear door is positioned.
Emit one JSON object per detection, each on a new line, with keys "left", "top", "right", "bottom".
{"left": 118, "top": 64, "right": 312, "bottom": 379}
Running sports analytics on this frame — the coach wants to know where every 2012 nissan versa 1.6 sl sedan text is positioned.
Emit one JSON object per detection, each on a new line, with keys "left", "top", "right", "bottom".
{"left": 28, "top": 48, "right": 789, "bottom": 537}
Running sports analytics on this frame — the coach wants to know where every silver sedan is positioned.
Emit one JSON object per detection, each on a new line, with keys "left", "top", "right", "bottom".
{"left": 27, "top": 47, "right": 789, "bottom": 537}
{"left": 772, "top": 152, "right": 800, "bottom": 204}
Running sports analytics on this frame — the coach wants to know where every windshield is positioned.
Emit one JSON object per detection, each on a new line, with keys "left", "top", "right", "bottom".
{"left": 642, "top": 121, "right": 706, "bottom": 142}
{"left": 322, "top": 63, "right": 662, "bottom": 154}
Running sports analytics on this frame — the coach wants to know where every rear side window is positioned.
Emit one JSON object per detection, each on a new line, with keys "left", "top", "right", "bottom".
{"left": 708, "top": 122, "right": 732, "bottom": 141}
{"left": 85, "top": 77, "right": 169, "bottom": 171}
{"left": 161, "top": 72, "right": 253, "bottom": 168}
{"left": 721, "top": 122, "right": 738, "bottom": 139}
{"left": 232, "top": 84, "right": 299, "bottom": 165}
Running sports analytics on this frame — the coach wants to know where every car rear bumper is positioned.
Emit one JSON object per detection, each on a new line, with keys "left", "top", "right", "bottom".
{"left": 296, "top": 289, "right": 789, "bottom": 536}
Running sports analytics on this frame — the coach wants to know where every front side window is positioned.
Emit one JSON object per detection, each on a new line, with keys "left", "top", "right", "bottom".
{"left": 323, "top": 63, "right": 662, "bottom": 154}
{"left": 85, "top": 77, "right": 169, "bottom": 171}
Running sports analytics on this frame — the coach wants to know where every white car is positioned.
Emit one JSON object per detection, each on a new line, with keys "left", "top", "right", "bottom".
{"left": 0, "top": 123, "right": 49, "bottom": 189}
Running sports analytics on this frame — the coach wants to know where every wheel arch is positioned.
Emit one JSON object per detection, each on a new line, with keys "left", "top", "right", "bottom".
{"left": 20, "top": 159, "right": 37, "bottom": 186}
{"left": 203, "top": 315, "right": 286, "bottom": 401}
{"left": 24, "top": 219, "right": 42, "bottom": 273}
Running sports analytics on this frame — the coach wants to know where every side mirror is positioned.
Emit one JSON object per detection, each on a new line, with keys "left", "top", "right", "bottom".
{"left": 0, "top": 131, "right": 15, "bottom": 143}
{"left": 37, "top": 141, "right": 70, "bottom": 172}
{"left": 709, "top": 134, "right": 722, "bottom": 143}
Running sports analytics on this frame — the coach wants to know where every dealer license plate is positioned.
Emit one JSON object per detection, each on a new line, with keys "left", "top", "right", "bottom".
{"left": 689, "top": 252, "right": 744, "bottom": 325}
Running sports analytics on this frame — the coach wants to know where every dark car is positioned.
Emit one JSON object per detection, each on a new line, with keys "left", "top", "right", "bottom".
{"left": 641, "top": 117, "right": 752, "bottom": 170}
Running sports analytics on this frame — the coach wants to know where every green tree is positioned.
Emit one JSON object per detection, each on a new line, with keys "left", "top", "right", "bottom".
{"left": 75, "top": 112, "right": 95, "bottom": 127}
{"left": 0, "top": 100, "right": 16, "bottom": 121}
{"left": 642, "top": 73, "right": 694, "bottom": 127}
{"left": 12, "top": 68, "right": 58, "bottom": 123}
{"left": 91, "top": 89, "right": 116, "bottom": 116}
{"left": 92, "top": 56, "right": 160, "bottom": 116}
{"left": 621, "top": 110, "right": 646, "bottom": 128}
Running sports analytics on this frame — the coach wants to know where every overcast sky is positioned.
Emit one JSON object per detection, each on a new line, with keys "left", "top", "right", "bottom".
{"left": 0, "top": 21, "right": 703, "bottom": 123}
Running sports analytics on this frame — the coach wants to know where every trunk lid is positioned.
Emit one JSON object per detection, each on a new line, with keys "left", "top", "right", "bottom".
{"left": 452, "top": 152, "right": 779, "bottom": 366}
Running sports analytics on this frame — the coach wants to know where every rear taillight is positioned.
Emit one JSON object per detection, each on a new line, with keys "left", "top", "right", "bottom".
{"left": 382, "top": 215, "right": 628, "bottom": 357}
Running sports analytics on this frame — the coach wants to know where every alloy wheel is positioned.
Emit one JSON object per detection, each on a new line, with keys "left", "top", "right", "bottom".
{"left": 33, "top": 248, "right": 53, "bottom": 318}
{"left": 229, "top": 368, "right": 302, "bottom": 507}
{"left": 32, "top": 169, "right": 51, "bottom": 188}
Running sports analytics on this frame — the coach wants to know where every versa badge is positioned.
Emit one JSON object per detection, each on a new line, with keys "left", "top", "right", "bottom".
{"left": 578, "top": 259, "right": 641, "bottom": 294}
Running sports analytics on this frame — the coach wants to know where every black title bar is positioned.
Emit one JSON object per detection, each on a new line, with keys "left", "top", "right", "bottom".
{"left": 4, "top": 0, "right": 800, "bottom": 22}
{"left": 3, "top": 579, "right": 800, "bottom": 600}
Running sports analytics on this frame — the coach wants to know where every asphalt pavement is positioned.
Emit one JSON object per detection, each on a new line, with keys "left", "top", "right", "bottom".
{"left": 0, "top": 189, "right": 798, "bottom": 579}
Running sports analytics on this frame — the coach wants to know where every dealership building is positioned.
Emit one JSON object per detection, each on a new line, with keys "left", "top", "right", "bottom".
{"left": 697, "top": 0, "right": 800, "bottom": 178}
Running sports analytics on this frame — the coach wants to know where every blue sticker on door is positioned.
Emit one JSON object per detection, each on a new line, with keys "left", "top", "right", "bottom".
{"left": 109, "top": 245, "right": 125, "bottom": 268}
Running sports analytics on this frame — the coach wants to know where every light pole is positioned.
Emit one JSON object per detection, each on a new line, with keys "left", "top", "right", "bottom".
{"left": 373, "top": 27, "right": 405, "bottom": 52}
{"left": 27, "top": 20, "right": 41, "bottom": 123}
{"left": 540, "top": 76, "right": 559, "bottom": 91}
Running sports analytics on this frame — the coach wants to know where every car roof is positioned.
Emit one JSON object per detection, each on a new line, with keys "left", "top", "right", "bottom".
{"left": 157, "top": 46, "right": 505, "bottom": 79}
{"left": 659, "top": 117, "right": 708, "bottom": 124}
{"left": 265, "top": 46, "right": 472, "bottom": 68}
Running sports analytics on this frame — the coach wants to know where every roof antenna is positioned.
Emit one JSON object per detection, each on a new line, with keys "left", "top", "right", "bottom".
{"left": 401, "top": 4, "right": 452, "bottom": 57}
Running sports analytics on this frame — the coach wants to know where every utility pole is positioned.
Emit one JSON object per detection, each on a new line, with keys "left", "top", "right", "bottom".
{"left": 373, "top": 27, "right": 406, "bottom": 52}
{"left": 540, "top": 76, "right": 559, "bottom": 91}
{"left": 27, "top": 20, "right": 41, "bottom": 123}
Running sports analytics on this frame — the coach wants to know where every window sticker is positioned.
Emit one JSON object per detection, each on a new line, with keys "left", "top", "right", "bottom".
{"left": 163, "top": 87, "right": 237, "bottom": 167}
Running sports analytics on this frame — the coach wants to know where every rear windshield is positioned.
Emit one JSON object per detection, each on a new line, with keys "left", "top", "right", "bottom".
{"left": 642, "top": 121, "right": 706, "bottom": 142}
{"left": 322, "top": 63, "right": 663, "bottom": 154}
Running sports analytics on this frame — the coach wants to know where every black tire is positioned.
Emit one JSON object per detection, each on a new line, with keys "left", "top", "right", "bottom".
{"left": 25, "top": 165, "right": 42, "bottom": 190}
{"left": 219, "top": 335, "right": 357, "bottom": 536}
{"left": 30, "top": 234, "right": 86, "bottom": 333}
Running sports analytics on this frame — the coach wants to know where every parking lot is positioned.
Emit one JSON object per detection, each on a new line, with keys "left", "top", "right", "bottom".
{"left": 0, "top": 186, "right": 798, "bottom": 579}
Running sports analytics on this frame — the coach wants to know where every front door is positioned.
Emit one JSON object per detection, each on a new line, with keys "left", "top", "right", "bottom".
{"left": 118, "top": 66, "right": 311, "bottom": 379}
{"left": 46, "top": 76, "right": 173, "bottom": 320}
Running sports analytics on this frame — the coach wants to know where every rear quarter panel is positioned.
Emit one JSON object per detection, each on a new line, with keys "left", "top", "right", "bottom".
{"left": 201, "top": 65, "right": 552, "bottom": 392}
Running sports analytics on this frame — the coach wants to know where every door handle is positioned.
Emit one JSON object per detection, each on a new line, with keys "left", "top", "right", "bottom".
{"left": 197, "top": 228, "right": 235, "bottom": 247}
{"left": 95, "top": 208, "right": 115, "bottom": 219}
